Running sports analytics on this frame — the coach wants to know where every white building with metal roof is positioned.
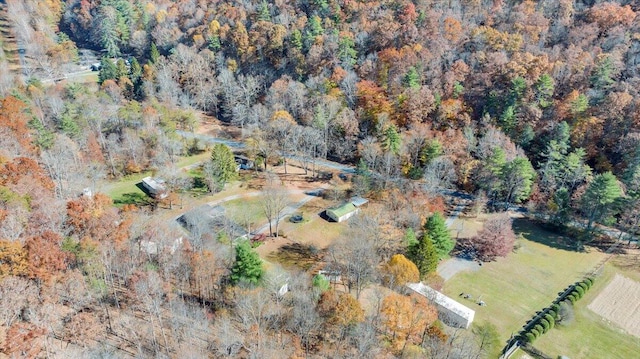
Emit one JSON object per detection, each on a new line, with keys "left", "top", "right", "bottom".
{"left": 407, "top": 282, "right": 475, "bottom": 329}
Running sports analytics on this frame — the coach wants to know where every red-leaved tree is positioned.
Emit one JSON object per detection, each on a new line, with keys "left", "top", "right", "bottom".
{"left": 469, "top": 213, "right": 516, "bottom": 261}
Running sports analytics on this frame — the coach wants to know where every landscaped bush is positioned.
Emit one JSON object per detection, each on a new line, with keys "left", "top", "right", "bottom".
{"left": 578, "top": 282, "right": 589, "bottom": 291}
{"left": 534, "top": 324, "right": 544, "bottom": 335}
{"left": 524, "top": 332, "right": 536, "bottom": 343}
{"left": 546, "top": 310, "right": 557, "bottom": 320}
{"left": 570, "top": 290, "right": 580, "bottom": 300}
{"left": 544, "top": 314, "right": 555, "bottom": 328}
{"left": 530, "top": 328, "right": 540, "bottom": 338}
{"left": 520, "top": 279, "right": 592, "bottom": 345}
{"left": 540, "top": 318, "right": 550, "bottom": 333}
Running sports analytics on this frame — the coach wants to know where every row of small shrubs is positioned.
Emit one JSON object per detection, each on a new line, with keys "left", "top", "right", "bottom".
{"left": 520, "top": 277, "right": 594, "bottom": 344}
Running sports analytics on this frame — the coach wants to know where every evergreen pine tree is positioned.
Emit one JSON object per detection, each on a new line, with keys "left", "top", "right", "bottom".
{"left": 230, "top": 241, "right": 264, "bottom": 285}
{"left": 408, "top": 233, "right": 438, "bottom": 278}
{"left": 150, "top": 42, "right": 160, "bottom": 63}
{"left": 352, "top": 159, "right": 372, "bottom": 195}
{"left": 403, "top": 66, "right": 420, "bottom": 89}
{"left": 258, "top": 0, "right": 271, "bottom": 21}
{"left": 424, "top": 212, "right": 454, "bottom": 259}
{"left": 338, "top": 36, "right": 357, "bottom": 68}
{"left": 404, "top": 227, "right": 418, "bottom": 248}
{"left": 98, "top": 57, "right": 117, "bottom": 85}
{"left": 206, "top": 143, "right": 238, "bottom": 192}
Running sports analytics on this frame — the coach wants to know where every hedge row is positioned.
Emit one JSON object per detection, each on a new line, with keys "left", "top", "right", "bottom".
{"left": 519, "top": 277, "right": 595, "bottom": 343}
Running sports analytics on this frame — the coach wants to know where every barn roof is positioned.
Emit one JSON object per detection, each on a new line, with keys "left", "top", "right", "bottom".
{"left": 327, "top": 203, "right": 357, "bottom": 218}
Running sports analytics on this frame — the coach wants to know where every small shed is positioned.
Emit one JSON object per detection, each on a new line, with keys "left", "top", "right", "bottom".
{"left": 407, "top": 282, "right": 475, "bottom": 329}
{"left": 142, "top": 177, "right": 168, "bottom": 199}
{"left": 326, "top": 202, "right": 358, "bottom": 222}
{"left": 350, "top": 196, "right": 369, "bottom": 207}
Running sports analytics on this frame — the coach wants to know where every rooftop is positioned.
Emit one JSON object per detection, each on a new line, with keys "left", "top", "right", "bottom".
{"left": 142, "top": 176, "right": 167, "bottom": 191}
{"left": 350, "top": 196, "right": 369, "bottom": 207}
{"left": 407, "top": 282, "right": 475, "bottom": 320}
{"left": 327, "top": 202, "right": 357, "bottom": 218}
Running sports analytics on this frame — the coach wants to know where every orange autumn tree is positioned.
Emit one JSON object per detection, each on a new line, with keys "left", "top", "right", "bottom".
{"left": 66, "top": 193, "right": 129, "bottom": 243}
{"left": 24, "top": 230, "right": 69, "bottom": 281}
{"left": 357, "top": 80, "right": 392, "bottom": 130}
{"left": 381, "top": 293, "right": 438, "bottom": 353}
{"left": 318, "top": 290, "right": 365, "bottom": 338}
{"left": 0, "top": 96, "right": 34, "bottom": 155}
{"left": 382, "top": 254, "right": 420, "bottom": 287}
{"left": 0, "top": 240, "right": 28, "bottom": 278}
{"left": 3, "top": 322, "right": 46, "bottom": 358}
{"left": 0, "top": 157, "right": 55, "bottom": 195}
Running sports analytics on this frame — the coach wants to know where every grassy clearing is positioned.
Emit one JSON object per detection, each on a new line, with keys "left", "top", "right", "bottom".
{"left": 102, "top": 171, "right": 152, "bottom": 202}
{"left": 176, "top": 152, "right": 210, "bottom": 168}
{"left": 442, "top": 219, "right": 606, "bottom": 345}
{"left": 221, "top": 196, "right": 265, "bottom": 229}
{"left": 534, "top": 264, "right": 640, "bottom": 359}
{"left": 102, "top": 153, "right": 222, "bottom": 203}
{"left": 278, "top": 197, "right": 347, "bottom": 248}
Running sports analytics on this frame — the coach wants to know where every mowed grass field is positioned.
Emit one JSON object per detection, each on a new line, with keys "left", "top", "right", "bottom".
{"left": 534, "top": 263, "right": 640, "bottom": 359}
{"left": 442, "top": 219, "right": 607, "bottom": 345}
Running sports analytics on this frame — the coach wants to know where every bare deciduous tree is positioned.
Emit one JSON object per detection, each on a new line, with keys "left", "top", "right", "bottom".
{"left": 260, "top": 174, "right": 289, "bottom": 237}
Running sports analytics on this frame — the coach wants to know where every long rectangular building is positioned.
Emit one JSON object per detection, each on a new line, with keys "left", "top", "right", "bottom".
{"left": 407, "top": 282, "right": 475, "bottom": 329}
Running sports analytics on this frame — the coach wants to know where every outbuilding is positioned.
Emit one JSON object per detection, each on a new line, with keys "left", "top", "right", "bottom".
{"left": 142, "top": 177, "right": 168, "bottom": 199}
{"left": 407, "top": 282, "right": 475, "bottom": 329}
{"left": 326, "top": 202, "right": 358, "bottom": 222}
{"left": 325, "top": 197, "right": 369, "bottom": 222}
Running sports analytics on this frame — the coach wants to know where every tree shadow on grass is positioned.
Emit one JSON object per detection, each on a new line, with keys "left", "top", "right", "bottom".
{"left": 114, "top": 191, "right": 153, "bottom": 206}
{"left": 512, "top": 218, "right": 580, "bottom": 252}
{"left": 267, "top": 243, "right": 325, "bottom": 270}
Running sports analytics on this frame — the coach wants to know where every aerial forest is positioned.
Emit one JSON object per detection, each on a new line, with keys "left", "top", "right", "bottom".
{"left": 0, "top": 0, "right": 639, "bottom": 357}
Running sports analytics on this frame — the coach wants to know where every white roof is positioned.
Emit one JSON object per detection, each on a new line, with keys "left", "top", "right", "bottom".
{"left": 142, "top": 176, "right": 166, "bottom": 191}
{"left": 350, "top": 196, "right": 369, "bottom": 207}
{"left": 407, "top": 282, "right": 475, "bottom": 321}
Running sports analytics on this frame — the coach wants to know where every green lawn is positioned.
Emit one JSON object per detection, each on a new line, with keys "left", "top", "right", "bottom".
{"left": 175, "top": 152, "right": 210, "bottom": 168}
{"left": 103, "top": 171, "right": 152, "bottom": 203}
{"left": 101, "top": 153, "right": 213, "bottom": 204}
{"left": 534, "top": 264, "right": 640, "bottom": 359}
{"left": 277, "top": 197, "right": 347, "bottom": 247}
{"left": 221, "top": 196, "right": 266, "bottom": 230}
{"left": 442, "top": 219, "right": 606, "bottom": 345}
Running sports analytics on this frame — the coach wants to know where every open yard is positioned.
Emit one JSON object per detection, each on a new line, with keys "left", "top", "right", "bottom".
{"left": 441, "top": 219, "right": 607, "bottom": 345}
{"left": 534, "top": 264, "right": 640, "bottom": 359}
{"left": 102, "top": 171, "right": 152, "bottom": 204}
{"left": 258, "top": 196, "right": 348, "bottom": 269}
{"left": 221, "top": 192, "right": 307, "bottom": 232}
{"left": 276, "top": 197, "right": 347, "bottom": 246}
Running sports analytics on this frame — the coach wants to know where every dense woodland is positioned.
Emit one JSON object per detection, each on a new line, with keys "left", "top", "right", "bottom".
{"left": 1, "top": 0, "right": 640, "bottom": 357}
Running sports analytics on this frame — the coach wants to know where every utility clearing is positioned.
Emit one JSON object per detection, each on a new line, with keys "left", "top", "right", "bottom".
{"left": 587, "top": 274, "right": 640, "bottom": 338}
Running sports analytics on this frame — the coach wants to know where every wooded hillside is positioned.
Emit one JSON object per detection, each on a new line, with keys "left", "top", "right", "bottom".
{"left": 0, "top": 0, "right": 639, "bottom": 357}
